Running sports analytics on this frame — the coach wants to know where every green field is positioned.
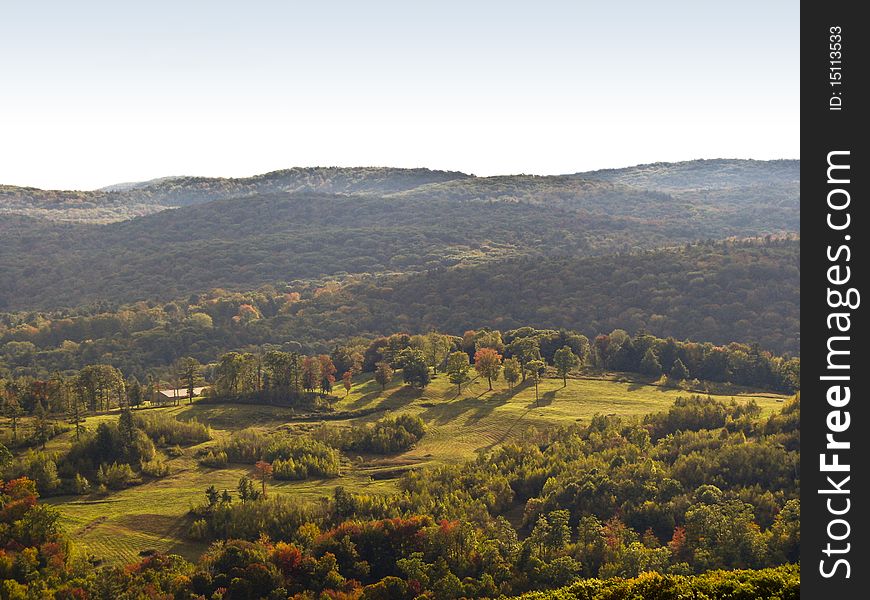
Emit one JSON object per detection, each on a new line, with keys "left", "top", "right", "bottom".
{"left": 44, "top": 372, "right": 787, "bottom": 565}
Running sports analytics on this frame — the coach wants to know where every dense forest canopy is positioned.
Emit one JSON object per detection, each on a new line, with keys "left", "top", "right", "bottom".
{"left": 0, "top": 239, "right": 798, "bottom": 379}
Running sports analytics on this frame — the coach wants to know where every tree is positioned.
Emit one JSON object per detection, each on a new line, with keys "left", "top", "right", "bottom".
{"left": 176, "top": 357, "right": 202, "bottom": 404}
{"left": 508, "top": 337, "right": 541, "bottom": 381}
{"left": 671, "top": 358, "right": 690, "bottom": 381}
{"left": 374, "top": 362, "right": 393, "bottom": 391}
{"left": 529, "top": 515, "right": 552, "bottom": 557}
{"left": 527, "top": 359, "right": 546, "bottom": 405}
{"left": 420, "top": 332, "right": 454, "bottom": 375}
{"left": 474, "top": 330, "right": 505, "bottom": 353}
{"left": 474, "top": 348, "right": 502, "bottom": 391}
{"left": 66, "top": 382, "right": 85, "bottom": 441}
{"left": 446, "top": 351, "right": 471, "bottom": 395}
{"left": 397, "top": 348, "right": 431, "bottom": 389}
{"left": 553, "top": 346, "right": 580, "bottom": 387}
{"left": 3, "top": 394, "right": 23, "bottom": 443}
{"left": 205, "top": 485, "right": 220, "bottom": 508}
{"left": 76, "top": 364, "right": 124, "bottom": 412}
{"left": 238, "top": 476, "right": 259, "bottom": 502}
{"left": 0, "top": 443, "right": 11, "bottom": 467}
{"left": 640, "top": 348, "right": 663, "bottom": 377}
{"left": 33, "top": 401, "right": 50, "bottom": 450}
{"left": 342, "top": 371, "right": 353, "bottom": 397}
{"left": 127, "top": 377, "right": 143, "bottom": 408}
{"left": 318, "top": 355, "right": 337, "bottom": 396}
{"left": 547, "top": 509, "right": 572, "bottom": 553}
{"left": 331, "top": 346, "right": 363, "bottom": 377}
{"left": 118, "top": 406, "right": 137, "bottom": 462}
{"left": 302, "top": 357, "right": 321, "bottom": 393}
{"left": 503, "top": 357, "right": 521, "bottom": 389}
{"left": 255, "top": 460, "right": 273, "bottom": 498}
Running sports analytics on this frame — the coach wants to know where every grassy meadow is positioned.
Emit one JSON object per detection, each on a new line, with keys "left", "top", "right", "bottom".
{"left": 37, "top": 371, "right": 787, "bottom": 565}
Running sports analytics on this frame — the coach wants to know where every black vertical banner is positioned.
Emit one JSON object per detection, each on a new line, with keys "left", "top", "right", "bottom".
{"left": 802, "top": 3, "right": 866, "bottom": 598}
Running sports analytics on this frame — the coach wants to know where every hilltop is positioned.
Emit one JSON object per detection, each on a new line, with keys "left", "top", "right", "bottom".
{"left": 0, "top": 160, "right": 799, "bottom": 311}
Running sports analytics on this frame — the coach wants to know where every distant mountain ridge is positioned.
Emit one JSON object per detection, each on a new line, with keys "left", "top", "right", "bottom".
{"left": 0, "top": 159, "right": 799, "bottom": 311}
{"left": 573, "top": 158, "right": 799, "bottom": 190}
{"left": 1, "top": 160, "right": 797, "bottom": 223}
{"left": 0, "top": 167, "right": 471, "bottom": 222}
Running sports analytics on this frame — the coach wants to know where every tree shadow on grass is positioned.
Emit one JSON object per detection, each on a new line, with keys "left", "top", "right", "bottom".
{"left": 419, "top": 384, "right": 524, "bottom": 426}
{"left": 526, "top": 389, "right": 556, "bottom": 409}
{"left": 373, "top": 385, "right": 419, "bottom": 412}
{"left": 420, "top": 396, "right": 484, "bottom": 425}
{"left": 468, "top": 386, "right": 522, "bottom": 423}
{"left": 347, "top": 390, "right": 385, "bottom": 410}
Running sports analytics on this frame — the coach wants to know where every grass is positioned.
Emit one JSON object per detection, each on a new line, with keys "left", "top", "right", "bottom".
{"left": 34, "top": 370, "right": 786, "bottom": 565}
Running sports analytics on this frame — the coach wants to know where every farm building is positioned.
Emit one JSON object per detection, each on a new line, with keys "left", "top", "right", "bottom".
{"left": 155, "top": 386, "right": 208, "bottom": 403}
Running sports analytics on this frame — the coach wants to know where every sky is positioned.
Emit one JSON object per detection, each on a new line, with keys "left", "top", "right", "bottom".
{"left": 1, "top": 1, "right": 799, "bottom": 190}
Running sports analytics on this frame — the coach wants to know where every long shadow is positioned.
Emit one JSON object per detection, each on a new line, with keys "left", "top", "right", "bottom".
{"left": 525, "top": 388, "right": 557, "bottom": 409}
{"left": 373, "top": 385, "right": 419, "bottom": 412}
{"left": 468, "top": 386, "right": 521, "bottom": 422}
{"left": 419, "top": 396, "right": 484, "bottom": 425}
{"left": 347, "top": 390, "right": 384, "bottom": 410}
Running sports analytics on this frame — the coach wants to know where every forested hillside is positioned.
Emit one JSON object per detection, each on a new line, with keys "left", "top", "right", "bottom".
{"left": 1, "top": 160, "right": 799, "bottom": 311}
{"left": 576, "top": 158, "right": 799, "bottom": 190}
{"left": 0, "top": 238, "right": 799, "bottom": 380}
{"left": 298, "top": 238, "right": 800, "bottom": 355}
{"left": 0, "top": 167, "right": 470, "bottom": 222}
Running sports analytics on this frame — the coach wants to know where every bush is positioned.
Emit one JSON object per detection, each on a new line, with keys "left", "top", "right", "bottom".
{"left": 208, "top": 429, "right": 268, "bottom": 463}
{"left": 135, "top": 413, "right": 211, "bottom": 446}
{"left": 318, "top": 414, "right": 426, "bottom": 454}
{"left": 74, "top": 473, "right": 91, "bottom": 495}
{"left": 268, "top": 437, "right": 340, "bottom": 480}
{"left": 199, "top": 433, "right": 340, "bottom": 480}
{"left": 199, "top": 450, "right": 229, "bottom": 468}
{"left": 141, "top": 457, "right": 170, "bottom": 478}
{"left": 97, "top": 462, "right": 135, "bottom": 490}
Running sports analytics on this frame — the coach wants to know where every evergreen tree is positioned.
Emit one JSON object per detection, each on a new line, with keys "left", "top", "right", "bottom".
{"left": 671, "top": 358, "right": 690, "bottom": 381}
{"left": 640, "top": 348, "right": 663, "bottom": 377}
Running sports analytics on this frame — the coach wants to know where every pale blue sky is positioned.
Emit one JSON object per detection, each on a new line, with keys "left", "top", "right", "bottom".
{"left": 1, "top": 1, "right": 799, "bottom": 190}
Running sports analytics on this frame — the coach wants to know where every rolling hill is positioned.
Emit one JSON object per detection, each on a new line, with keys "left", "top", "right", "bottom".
{"left": 0, "top": 160, "right": 799, "bottom": 311}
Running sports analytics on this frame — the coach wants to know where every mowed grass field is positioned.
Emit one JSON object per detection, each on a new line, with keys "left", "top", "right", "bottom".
{"left": 41, "top": 371, "right": 788, "bottom": 565}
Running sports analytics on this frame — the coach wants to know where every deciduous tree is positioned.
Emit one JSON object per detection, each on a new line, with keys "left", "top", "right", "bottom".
{"left": 474, "top": 348, "right": 502, "bottom": 391}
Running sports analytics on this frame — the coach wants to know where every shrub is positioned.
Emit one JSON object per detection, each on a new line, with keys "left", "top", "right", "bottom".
{"left": 74, "top": 473, "right": 91, "bottom": 495}
{"left": 318, "top": 414, "right": 426, "bottom": 454}
{"left": 134, "top": 413, "right": 211, "bottom": 446}
{"left": 199, "top": 450, "right": 229, "bottom": 468}
{"left": 97, "top": 462, "right": 135, "bottom": 490}
{"left": 141, "top": 457, "right": 170, "bottom": 478}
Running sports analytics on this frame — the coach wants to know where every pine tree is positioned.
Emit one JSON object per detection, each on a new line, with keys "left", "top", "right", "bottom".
{"left": 671, "top": 358, "right": 690, "bottom": 381}
{"left": 640, "top": 348, "right": 663, "bottom": 377}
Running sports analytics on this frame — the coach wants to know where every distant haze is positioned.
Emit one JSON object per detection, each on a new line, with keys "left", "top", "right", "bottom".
{"left": 1, "top": 1, "right": 798, "bottom": 190}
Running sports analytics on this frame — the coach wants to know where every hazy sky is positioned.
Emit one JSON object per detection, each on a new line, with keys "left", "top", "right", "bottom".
{"left": 1, "top": 1, "right": 799, "bottom": 190}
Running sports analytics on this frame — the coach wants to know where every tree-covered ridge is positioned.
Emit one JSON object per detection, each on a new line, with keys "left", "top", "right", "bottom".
{"left": 0, "top": 239, "right": 799, "bottom": 379}
{"left": 575, "top": 158, "right": 799, "bottom": 191}
{"left": 280, "top": 238, "right": 800, "bottom": 355}
{"left": 0, "top": 189, "right": 797, "bottom": 313}
{"left": 2, "top": 160, "right": 797, "bottom": 223}
{"left": 0, "top": 167, "right": 471, "bottom": 222}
